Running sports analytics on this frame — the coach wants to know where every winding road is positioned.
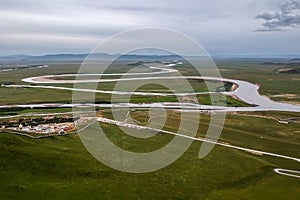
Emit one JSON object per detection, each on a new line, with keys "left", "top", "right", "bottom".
{"left": 1, "top": 62, "right": 300, "bottom": 178}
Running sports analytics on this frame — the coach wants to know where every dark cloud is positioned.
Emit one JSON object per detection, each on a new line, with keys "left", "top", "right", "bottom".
{"left": 254, "top": 0, "right": 300, "bottom": 31}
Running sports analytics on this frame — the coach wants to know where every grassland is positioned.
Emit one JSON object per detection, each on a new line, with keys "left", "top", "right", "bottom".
{"left": 1, "top": 111, "right": 300, "bottom": 199}
{"left": 172, "top": 59, "right": 300, "bottom": 104}
{"left": 0, "top": 59, "right": 299, "bottom": 199}
{"left": 0, "top": 62, "right": 247, "bottom": 106}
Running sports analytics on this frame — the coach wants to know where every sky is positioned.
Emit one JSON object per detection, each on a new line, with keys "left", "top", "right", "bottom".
{"left": 0, "top": 0, "right": 300, "bottom": 56}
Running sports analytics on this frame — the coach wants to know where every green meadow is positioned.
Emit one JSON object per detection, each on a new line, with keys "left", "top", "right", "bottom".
{"left": 1, "top": 111, "right": 300, "bottom": 199}
{"left": 0, "top": 59, "right": 299, "bottom": 199}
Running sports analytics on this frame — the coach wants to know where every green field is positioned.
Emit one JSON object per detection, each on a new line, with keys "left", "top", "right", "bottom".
{"left": 1, "top": 60, "right": 299, "bottom": 105}
{"left": 1, "top": 111, "right": 300, "bottom": 199}
{"left": 0, "top": 59, "right": 300, "bottom": 199}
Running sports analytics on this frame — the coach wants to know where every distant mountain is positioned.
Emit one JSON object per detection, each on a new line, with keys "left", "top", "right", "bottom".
{"left": 0, "top": 53, "right": 182, "bottom": 64}
{"left": 0, "top": 55, "right": 33, "bottom": 60}
{"left": 289, "top": 58, "right": 300, "bottom": 64}
{"left": 262, "top": 62, "right": 278, "bottom": 65}
{"left": 31, "top": 54, "right": 88, "bottom": 60}
{"left": 262, "top": 58, "right": 300, "bottom": 65}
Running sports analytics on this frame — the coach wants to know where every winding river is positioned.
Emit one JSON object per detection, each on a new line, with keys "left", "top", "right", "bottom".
{"left": 1, "top": 63, "right": 300, "bottom": 178}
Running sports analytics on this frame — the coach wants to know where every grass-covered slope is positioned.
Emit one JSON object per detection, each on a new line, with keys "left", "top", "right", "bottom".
{"left": 1, "top": 112, "right": 300, "bottom": 200}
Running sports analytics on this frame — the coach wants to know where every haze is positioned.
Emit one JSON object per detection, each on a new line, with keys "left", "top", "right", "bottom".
{"left": 0, "top": 0, "right": 300, "bottom": 56}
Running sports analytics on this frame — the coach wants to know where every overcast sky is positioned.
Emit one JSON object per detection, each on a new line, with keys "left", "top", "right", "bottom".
{"left": 0, "top": 0, "right": 300, "bottom": 56}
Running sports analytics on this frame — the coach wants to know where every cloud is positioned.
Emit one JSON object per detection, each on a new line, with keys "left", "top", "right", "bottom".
{"left": 0, "top": 0, "right": 299, "bottom": 55}
{"left": 254, "top": 0, "right": 300, "bottom": 31}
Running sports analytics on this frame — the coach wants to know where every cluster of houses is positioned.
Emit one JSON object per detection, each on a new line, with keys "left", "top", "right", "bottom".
{"left": 7, "top": 122, "right": 75, "bottom": 134}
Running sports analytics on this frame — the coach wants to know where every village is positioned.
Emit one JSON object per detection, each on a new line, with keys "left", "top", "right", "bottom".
{"left": 0, "top": 115, "right": 76, "bottom": 134}
{"left": 5, "top": 122, "right": 75, "bottom": 134}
